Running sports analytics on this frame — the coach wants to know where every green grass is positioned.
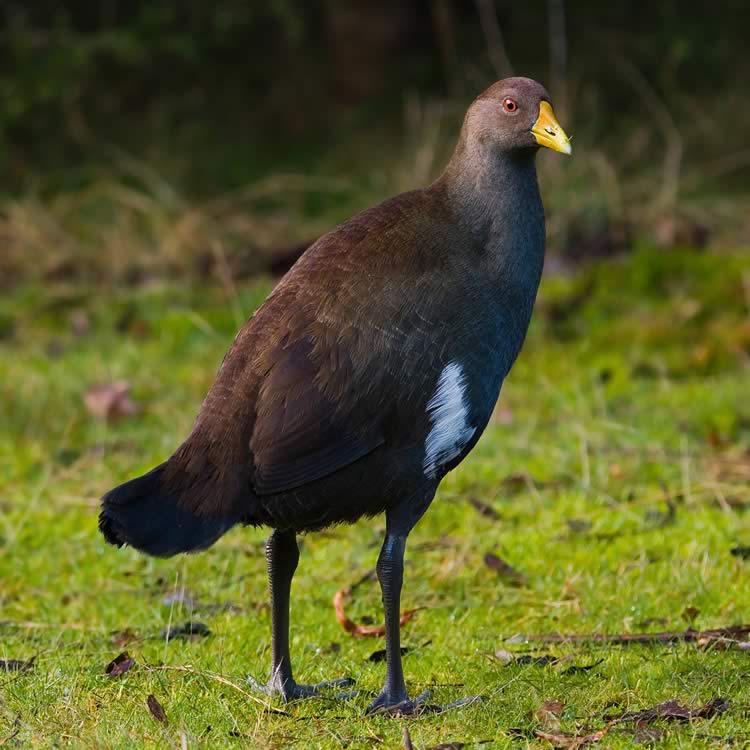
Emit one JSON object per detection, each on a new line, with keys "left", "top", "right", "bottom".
{"left": 1, "top": 248, "right": 749, "bottom": 748}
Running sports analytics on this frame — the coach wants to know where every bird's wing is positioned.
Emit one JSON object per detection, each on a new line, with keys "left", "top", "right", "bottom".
{"left": 173, "top": 188, "right": 449, "bottom": 506}
{"left": 249, "top": 324, "right": 390, "bottom": 496}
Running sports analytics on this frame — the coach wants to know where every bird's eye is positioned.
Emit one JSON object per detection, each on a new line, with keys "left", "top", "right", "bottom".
{"left": 502, "top": 97, "right": 518, "bottom": 113}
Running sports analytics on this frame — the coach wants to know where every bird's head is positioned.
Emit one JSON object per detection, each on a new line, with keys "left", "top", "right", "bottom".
{"left": 465, "top": 77, "right": 571, "bottom": 157}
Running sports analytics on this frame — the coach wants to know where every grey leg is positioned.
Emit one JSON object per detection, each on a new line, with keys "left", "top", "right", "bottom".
{"left": 267, "top": 528, "right": 298, "bottom": 694}
{"left": 365, "top": 533, "right": 418, "bottom": 710}
{"left": 365, "top": 502, "right": 484, "bottom": 715}
{"left": 257, "top": 529, "right": 355, "bottom": 700}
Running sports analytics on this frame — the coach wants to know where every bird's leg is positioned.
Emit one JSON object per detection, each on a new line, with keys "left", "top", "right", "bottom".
{"left": 366, "top": 506, "right": 484, "bottom": 716}
{"left": 266, "top": 528, "right": 298, "bottom": 694}
{"left": 250, "top": 528, "right": 355, "bottom": 701}
{"left": 370, "top": 533, "right": 410, "bottom": 706}
{"left": 366, "top": 500, "right": 424, "bottom": 714}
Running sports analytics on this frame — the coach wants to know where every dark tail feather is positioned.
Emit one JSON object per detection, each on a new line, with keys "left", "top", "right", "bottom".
{"left": 99, "top": 463, "right": 237, "bottom": 557}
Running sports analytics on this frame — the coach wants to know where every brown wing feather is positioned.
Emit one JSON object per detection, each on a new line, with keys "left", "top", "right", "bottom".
{"left": 250, "top": 333, "right": 386, "bottom": 495}
{"left": 165, "top": 187, "right": 451, "bottom": 514}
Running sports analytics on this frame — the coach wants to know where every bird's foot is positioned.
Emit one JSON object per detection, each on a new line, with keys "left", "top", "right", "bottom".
{"left": 365, "top": 688, "right": 485, "bottom": 716}
{"left": 248, "top": 674, "right": 357, "bottom": 702}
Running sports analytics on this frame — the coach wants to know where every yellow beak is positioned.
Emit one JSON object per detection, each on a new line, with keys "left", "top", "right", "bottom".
{"left": 531, "top": 101, "right": 571, "bottom": 155}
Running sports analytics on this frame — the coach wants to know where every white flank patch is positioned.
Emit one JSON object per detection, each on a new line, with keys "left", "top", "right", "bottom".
{"left": 423, "top": 362, "right": 476, "bottom": 478}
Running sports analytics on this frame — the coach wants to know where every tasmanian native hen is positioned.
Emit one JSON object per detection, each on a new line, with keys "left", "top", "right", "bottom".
{"left": 100, "top": 77, "right": 571, "bottom": 713}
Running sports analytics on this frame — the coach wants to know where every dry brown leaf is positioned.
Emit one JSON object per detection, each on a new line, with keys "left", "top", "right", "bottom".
{"left": 483, "top": 552, "right": 528, "bottom": 586}
{"left": 535, "top": 699, "right": 565, "bottom": 732}
{"left": 499, "top": 473, "right": 530, "bottom": 495}
{"left": 146, "top": 694, "right": 168, "bottom": 725}
{"left": 333, "top": 588, "right": 419, "bottom": 638}
{"left": 469, "top": 497, "right": 501, "bottom": 521}
{"left": 84, "top": 381, "right": 141, "bottom": 421}
{"left": 535, "top": 723, "right": 611, "bottom": 749}
{"left": 105, "top": 651, "right": 135, "bottom": 677}
{"left": 682, "top": 605, "right": 700, "bottom": 623}
{"left": 611, "top": 697, "right": 729, "bottom": 723}
{"left": 110, "top": 629, "right": 138, "bottom": 647}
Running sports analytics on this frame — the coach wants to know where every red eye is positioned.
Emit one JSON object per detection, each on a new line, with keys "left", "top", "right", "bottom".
{"left": 502, "top": 97, "right": 518, "bottom": 113}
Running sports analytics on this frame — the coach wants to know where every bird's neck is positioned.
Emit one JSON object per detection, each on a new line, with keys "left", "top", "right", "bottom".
{"left": 434, "top": 135, "right": 546, "bottom": 334}
{"left": 437, "top": 138, "right": 543, "bottom": 248}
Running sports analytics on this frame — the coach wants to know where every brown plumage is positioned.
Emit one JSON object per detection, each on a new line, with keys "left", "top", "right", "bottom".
{"left": 100, "top": 77, "right": 570, "bottom": 713}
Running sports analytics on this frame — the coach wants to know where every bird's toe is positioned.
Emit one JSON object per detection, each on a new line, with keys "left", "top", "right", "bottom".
{"left": 248, "top": 674, "right": 357, "bottom": 701}
{"left": 365, "top": 689, "right": 431, "bottom": 716}
{"left": 365, "top": 689, "right": 485, "bottom": 716}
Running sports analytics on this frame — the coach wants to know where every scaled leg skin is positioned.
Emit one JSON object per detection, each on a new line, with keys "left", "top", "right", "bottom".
{"left": 366, "top": 531, "right": 413, "bottom": 712}
{"left": 255, "top": 528, "right": 355, "bottom": 700}
{"left": 366, "top": 505, "right": 484, "bottom": 715}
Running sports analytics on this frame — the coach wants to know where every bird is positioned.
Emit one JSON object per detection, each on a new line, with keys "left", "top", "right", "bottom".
{"left": 99, "top": 76, "right": 570, "bottom": 714}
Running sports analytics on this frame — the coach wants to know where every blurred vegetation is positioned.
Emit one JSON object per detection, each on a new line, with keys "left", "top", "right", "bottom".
{"left": 0, "top": 1, "right": 748, "bottom": 286}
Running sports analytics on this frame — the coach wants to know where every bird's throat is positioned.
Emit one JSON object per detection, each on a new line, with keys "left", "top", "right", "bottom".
{"left": 441, "top": 147, "right": 543, "bottom": 258}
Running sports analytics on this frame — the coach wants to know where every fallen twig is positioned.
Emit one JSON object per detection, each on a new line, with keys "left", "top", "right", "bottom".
{"left": 143, "top": 664, "right": 287, "bottom": 714}
{"left": 511, "top": 625, "right": 750, "bottom": 646}
{"left": 606, "top": 697, "right": 729, "bottom": 724}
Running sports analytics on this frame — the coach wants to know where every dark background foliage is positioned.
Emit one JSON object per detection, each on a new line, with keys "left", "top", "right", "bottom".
{"left": 2, "top": 0, "right": 748, "bottom": 193}
{"left": 0, "top": 1, "right": 747, "bottom": 286}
